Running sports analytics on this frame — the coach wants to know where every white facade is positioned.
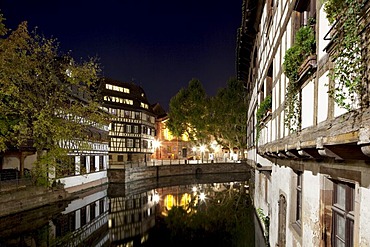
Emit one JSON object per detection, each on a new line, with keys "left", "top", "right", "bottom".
{"left": 238, "top": 0, "right": 370, "bottom": 246}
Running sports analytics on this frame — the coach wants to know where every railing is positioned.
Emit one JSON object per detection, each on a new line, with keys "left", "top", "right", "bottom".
{"left": 108, "top": 158, "right": 243, "bottom": 169}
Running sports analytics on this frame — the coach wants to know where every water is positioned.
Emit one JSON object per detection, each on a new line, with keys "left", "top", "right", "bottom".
{"left": 0, "top": 173, "right": 266, "bottom": 247}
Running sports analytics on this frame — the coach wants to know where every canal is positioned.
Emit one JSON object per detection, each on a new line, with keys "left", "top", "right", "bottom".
{"left": 0, "top": 172, "right": 266, "bottom": 247}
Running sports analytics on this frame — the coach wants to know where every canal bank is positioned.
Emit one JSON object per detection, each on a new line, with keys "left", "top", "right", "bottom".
{"left": 0, "top": 162, "right": 251, "bottom": 218}
{"left": 107, "top": 162, "right": 251, "bottom": 183}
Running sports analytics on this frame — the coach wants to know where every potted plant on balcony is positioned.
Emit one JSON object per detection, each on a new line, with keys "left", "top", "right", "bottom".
{"left": 283, "top": 25, "right": 316, "bottom": 131}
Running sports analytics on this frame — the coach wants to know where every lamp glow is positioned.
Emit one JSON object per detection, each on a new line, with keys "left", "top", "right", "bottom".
{"left": 153, "top": 193, "right": 160, "bottom": 203}
{"left": 199, "top": 192, "right": 206, "bottom": 201}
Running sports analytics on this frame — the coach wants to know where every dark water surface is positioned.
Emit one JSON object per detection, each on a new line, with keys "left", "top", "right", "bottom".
{"left": 0, "top": 173, "right": 266, "bottom": 247}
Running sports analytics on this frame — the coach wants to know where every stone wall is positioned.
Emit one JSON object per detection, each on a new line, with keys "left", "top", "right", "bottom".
{"left": 0, "top": 186, "right": 70, "bottom": 217}
{"left": 108, "top": 162, "right": 251, "bottom": 184}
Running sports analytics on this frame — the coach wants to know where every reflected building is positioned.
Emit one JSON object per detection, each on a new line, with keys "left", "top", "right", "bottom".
{"left": 0, "top": 186, "right": 109, "bottom": 246}
{"left": 237, "top": 0, "right": 370, "bottom": 246}
{"left": 108, "top": 190, "right": 157, "bottom": 246}
{"left": 52, "top": 186, "right": 110, "bottom": 246}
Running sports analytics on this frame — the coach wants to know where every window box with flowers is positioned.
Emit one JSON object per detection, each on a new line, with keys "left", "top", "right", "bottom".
{"left": 283, "top": 25, "right": 316, "bottom": 132}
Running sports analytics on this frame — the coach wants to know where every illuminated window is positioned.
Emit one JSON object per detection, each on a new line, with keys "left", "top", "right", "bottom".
{"left": 105, "top": 83, "right": 130, "bottom": 93}
{"left": 103, "top": 95, "right": 133, "bottom": 105}
{"left": 140, "top": 102, "right": 149, "bottom": 109}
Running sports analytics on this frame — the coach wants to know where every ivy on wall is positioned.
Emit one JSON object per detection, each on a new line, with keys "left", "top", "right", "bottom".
{"left": 324, "top": 0, "right": 364, "bottom": 110}
{"left": 256, "top": 94, "right": 272, "bottom": 141}
{"left": 283, "top": 26, "right": 316, "bottom": 131}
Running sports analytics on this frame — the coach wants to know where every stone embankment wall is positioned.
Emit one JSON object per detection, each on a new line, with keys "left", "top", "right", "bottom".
{"left": 108, "top": 162, "right": 251, "bottom": 184}
{"left": 0, "top": 186, "right": 70, "bottom": 217}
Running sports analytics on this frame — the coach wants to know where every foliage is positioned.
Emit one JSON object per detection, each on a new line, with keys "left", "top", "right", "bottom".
{"left": 167, "top": 79, "right": 209, "bottom": 143}
{"left": 324, "top": 0, "right": 364, "bottom": 110}
{"left": 0, "top": 15, "right": 106, "bottom": 185}
{"left": 257, "top": 208, "right": 270, "bottom": 241}
{"left": 256, "top": 94, "right": 272, "bottom": 140}
{"left": 208, "top": 78, "right": 247, "bottom": 151}
{"left": 324, "top": 0, "right": 348, "bottom": 24}
{"left": 283, "top": 26, "right": 316, "bottom": 82}
{"left": 283, "top": 25, "right": 315, "bottom": 132}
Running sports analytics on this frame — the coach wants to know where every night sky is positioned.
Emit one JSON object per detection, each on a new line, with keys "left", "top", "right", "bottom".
{"left": 1, "top": 0, "right": 242, "bottom": 110}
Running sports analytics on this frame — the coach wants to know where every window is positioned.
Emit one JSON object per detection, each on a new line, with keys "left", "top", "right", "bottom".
{"left": 105, "top": 83, "right": 130, "bottom": 93}
{"left": 296, "top": 172, "right": 302, "bottom": 226}
{"left": 135, "top": 139, "right": 140, "bottom": 148}
{"left": 99, "top": 199, "right": 104, "bottom": 215}
{"left": 80, "top": 206, "right": 87, "bottom": 226}
{"left": 90, "top": 202, "right": 96, "bottom": 220}
{"left": 117, "top": 155, "right": 124, "bottom": 162}
{"left": 332, "top": 182, "right": 354, "bottom": 247}
{"left": 126, "top": 125, "right": 131, "bottom": 133}
{"left": 99, "top": 156, "right": 104, "bottom": 170}
{"left": 80, "top": 156, "right": 87, "bottom": 174}
{"left": 90, "top": 156, "right": 96, "bottom": 172}
{"left": 127, "top": 139, "right": 134, "bottom": 148}
{"left": 134, "top": 125, "right": 139, "bottom": 133}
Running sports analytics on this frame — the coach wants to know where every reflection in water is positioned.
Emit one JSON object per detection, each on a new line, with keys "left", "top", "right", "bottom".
{"left": 143, "top": 182, "right": 256, "bottom": 247}
{"left": 0, "top": 174, "right": 265, "bottom": 247}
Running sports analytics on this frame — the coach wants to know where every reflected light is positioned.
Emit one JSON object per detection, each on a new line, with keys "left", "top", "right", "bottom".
{"left": 153, "top": 193, "right": 160, "bottom": 203}
{"left": 199, "top": 192, "right": 206, "bottom": 201}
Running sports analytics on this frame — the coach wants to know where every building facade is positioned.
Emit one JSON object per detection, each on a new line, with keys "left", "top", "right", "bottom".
{"left": 100, "top": 78, "right": 156, "bottom": 168}
{"left": 237, "top": 0, "right": 370, "bottom": 246}
{"left": 152, "top": 112, "right": 192, "bottom": 161}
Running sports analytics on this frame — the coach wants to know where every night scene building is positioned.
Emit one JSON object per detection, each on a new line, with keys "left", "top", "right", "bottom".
{"left": 100, "top": 78, "right": 156, "bottom": 168}
{"left": 237, "top": 0, "right": 370, "bottom": 246}
{"left": 151, "top": 103, "right": 192, "bottom": 161}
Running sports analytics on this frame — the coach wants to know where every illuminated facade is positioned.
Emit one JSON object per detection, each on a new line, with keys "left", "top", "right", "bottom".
{"left": 152, "top": 111, "right": 191, "bottom": 160}
{"left": 100, "top": 78, "right": 156, "bottom": 167}
{"left": 237, "top": 0, "right": 370, "bottom": 246}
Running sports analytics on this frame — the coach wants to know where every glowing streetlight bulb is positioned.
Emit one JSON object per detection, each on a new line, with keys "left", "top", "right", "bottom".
{"left": 199, "top": 145, "right": 206, "bottom": 152}
{"left": 192, "top": 186, "right": 197, "bottom": 192}
{"left": 153, "top": 140, "right": 161, "bottom": 149}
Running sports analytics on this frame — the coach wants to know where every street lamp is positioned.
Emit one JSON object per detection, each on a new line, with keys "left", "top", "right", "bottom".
{"left": 153, "top": 140, "right": 161, "bottom": 160}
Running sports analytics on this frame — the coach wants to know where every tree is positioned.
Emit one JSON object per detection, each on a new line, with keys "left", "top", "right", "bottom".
{"left": 166, "top": 79, "right": 209, "bottom": 144}
{"left": 0, "top": 14, "right": 106, "bottom": 185}
{"left": 208, "top": 78, "right": 247, "bottom": 154}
